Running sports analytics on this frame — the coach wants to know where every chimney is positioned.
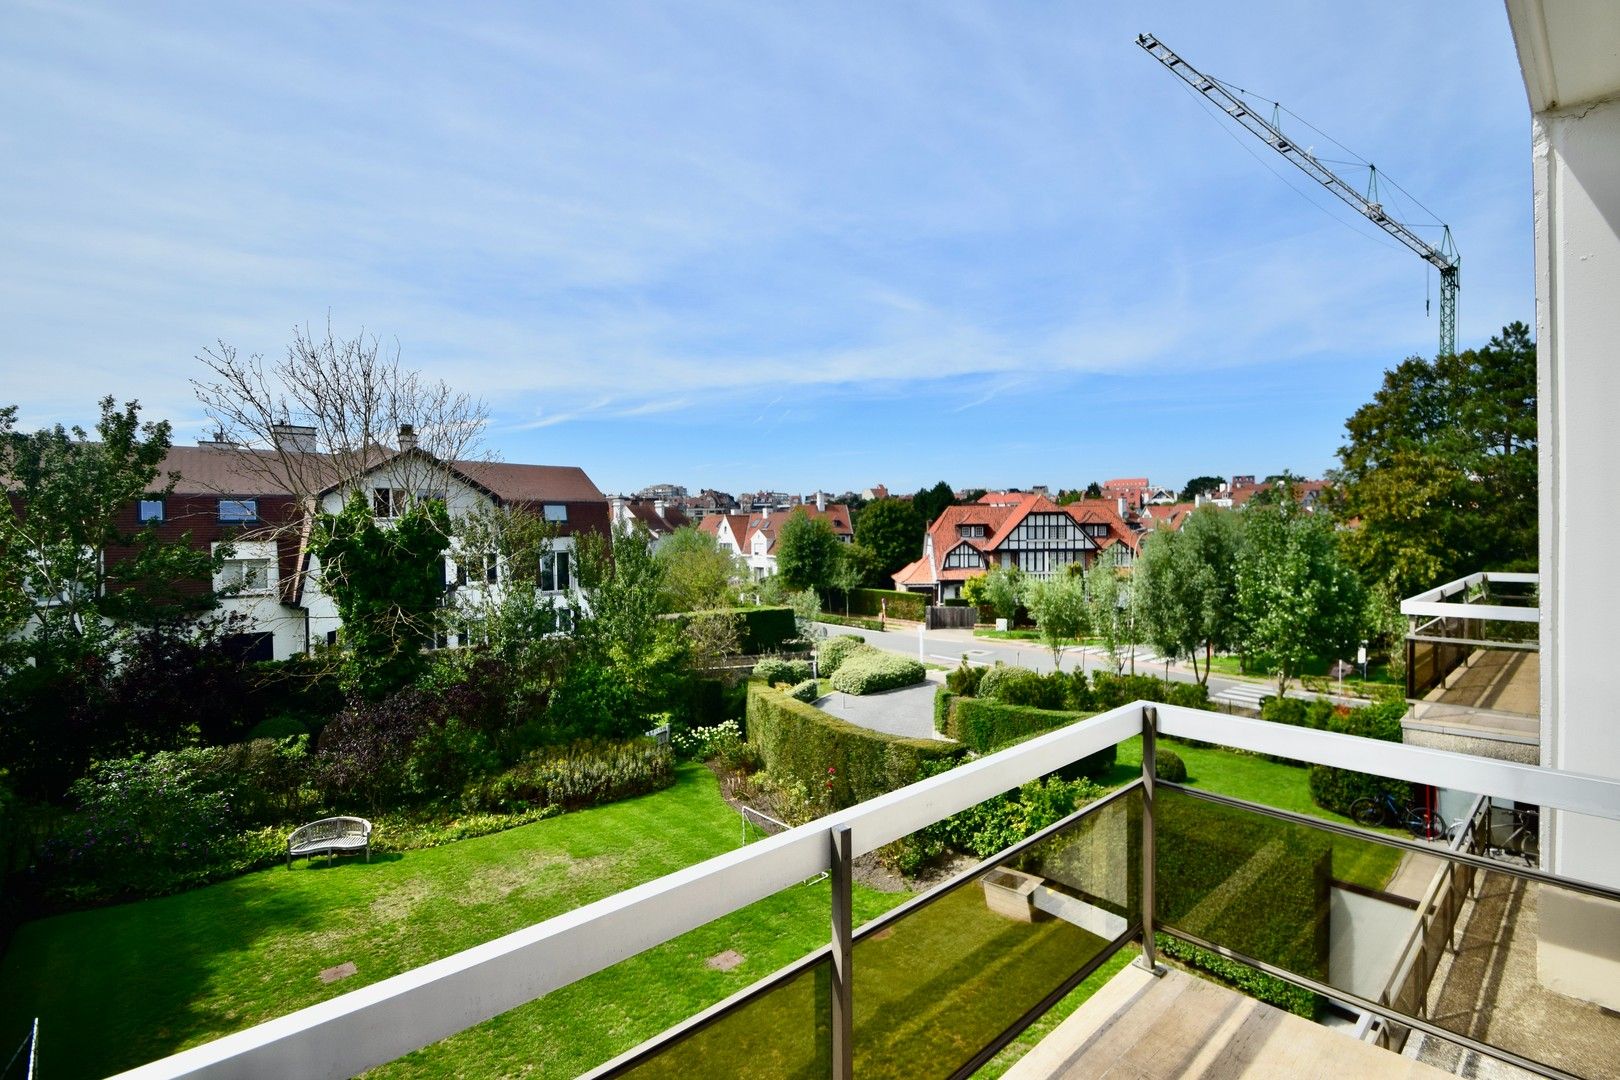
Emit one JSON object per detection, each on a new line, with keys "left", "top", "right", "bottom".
{"left": 1117, "top": 496, "right": 1127, "bottom": 518}
{"left": 654, "top": 498, "right": 667, "bottom": 517}
{"left": 816, "top": 491, "right": 826, "bottom": 512}
{"left": 397, "top": 424, "right": 418, "bottom": 452}
{"left": 610, "top": 495, "right": 625, "bottom": 522}
{"left": 269, "top": 421, "right": 317, "bottom": 454}
{"left": 1195, "top": 492, "right": 1205, "bottom": 507}
{"left": 198, "top": 429, "right": 235, "bottom": 449}
{"left": 762, "top": 504, "right": 771, "bottom": 522}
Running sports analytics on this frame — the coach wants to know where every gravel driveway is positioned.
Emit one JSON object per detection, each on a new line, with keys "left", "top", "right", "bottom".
{"left": 813, "top": 679, "right": 947, "bottom": 741}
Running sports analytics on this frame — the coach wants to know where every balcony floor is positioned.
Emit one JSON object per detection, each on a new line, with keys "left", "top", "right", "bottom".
{"left": 1004, "top": 964, "right": 1446, "bottom": 1079}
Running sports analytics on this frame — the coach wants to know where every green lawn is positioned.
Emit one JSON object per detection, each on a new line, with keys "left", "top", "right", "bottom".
{"left": 973, "top": 629, "right": 1101, "bottom": 646}
{"left": 1206, "top": 653, "right": 1400, "bottom": 689}
{"left": 1106, "top": 737, "right": 1404, "bottom": 892}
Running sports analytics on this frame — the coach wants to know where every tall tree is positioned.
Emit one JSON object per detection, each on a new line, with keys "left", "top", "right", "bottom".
{"left": 911, "top": 480, "right": 957, "bottom": 526}
{"left": 1178, "top": 475, "right": 1226, "bottom": 502}
{"left": 1085, "top": 566, "right": 1132, "bottom": 674}
{"left": 1333, "top": 322, "right": 1537, "bottom": 597}
{"left": 1022, "top": 573, "right": 1088, "bottom": 666}
{"left": 963, "top": 562, "right": 1024, "bottom": 623}
{"left": 0, "top": 398, "right": 223, "bottom": 659}
{"left": 856, "top": 498, "right": 924, "bottom": 577}
{"left": 1237, "top": 503, "right": 1365, "bottom": 695}
{"left": 774, "top": 511, "right": 842, "bottom": 591}
{"left": 832, "top": 542, "right": 882, "bottom": 611}
{"left": 654, "top": 525, "right": 740, "bottom": 612}
{"left": 1134, "top": 508, "right": 1243, "bottom": 685}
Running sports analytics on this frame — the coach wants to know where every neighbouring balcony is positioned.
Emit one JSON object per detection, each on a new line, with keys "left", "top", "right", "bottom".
{"left": 117, "top": 701, "right": 1620, "bottom": 1080}
{"left": 1403, "top": 572, "right": 1540, "bottom": 763}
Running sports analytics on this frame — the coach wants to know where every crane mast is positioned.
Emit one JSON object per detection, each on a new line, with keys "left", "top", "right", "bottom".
{"left": 1136, "top": 33, "right": 1460, "bottom": 356}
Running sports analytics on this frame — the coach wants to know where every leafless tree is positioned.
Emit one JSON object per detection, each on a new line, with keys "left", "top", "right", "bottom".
{"left": 192, "top": 319, "right": 490, "bottom": 512}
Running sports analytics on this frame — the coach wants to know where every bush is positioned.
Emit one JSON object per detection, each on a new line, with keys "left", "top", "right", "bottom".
{"left": 979, "top": 666, "right": 1066, "bottom": 710}
{"left": 828, "top": 649, "right": 925, "bottom": 695}
{"left": 789, "top": 679, "right": 820, "bottom": 703}
{"left": 934, "top": 687, "right": 954, "bottom": 734}
{"left": 747, "top": 683, "right": 963, "bottom": 810}
{"left": 941, "top": 698, "right": 1115, "bottom": 777}
{"left": 670, "top": 720, "right": 743, "bottom": 761}
{"left": 246, "top": 714, "right": 309, "bottom": 741}
{"left": 753, "top": 657, "right": 812, "bottom": 685}
{"left": 833, "top": 588, "right": 928, "bottom": 622}
{"left": 1165, "top": 682, "right": 1209, "bottom": 711}
{"left": 1155, "top": 748, "right": 1187, "bottom": 783}
{"left": 935, "top": 775, "right": 1107, "bottom": 858}
{"left": 1308, "top": 767, "right": 1411, "bottom": 818}
{"left": 1156, "top": 935, "right": 1322, "bottom": 1019}
{"left": 945, "top": 657, "right": 985, "bottom": 696}
{"left": 469, "top": 738, "right": 674, "bottom": 812}
{"left": 1090, "top": 672, "right": 1173, "bottom": 710}
{"left": 818, "top": 635, "right": 868, "bottom": 676}
{"left": 674, "top": 606, "right": 798, "bottom": 653}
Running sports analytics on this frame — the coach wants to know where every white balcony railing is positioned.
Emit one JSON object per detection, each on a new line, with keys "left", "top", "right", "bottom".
{"left": 115, "top": 700, "right": 1620, "bottom": 1080}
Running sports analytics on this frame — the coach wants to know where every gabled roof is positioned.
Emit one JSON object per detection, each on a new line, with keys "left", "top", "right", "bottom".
{"left": 740, "top": 504, "right": 853, "bottom": 554}
{"left": 984, "top": 493, "right": 1068, "bottom": 548}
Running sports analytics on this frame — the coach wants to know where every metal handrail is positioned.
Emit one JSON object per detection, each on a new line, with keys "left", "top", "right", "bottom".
{"left": 115, "top": 701, "right": 1620, "bottom": 1079}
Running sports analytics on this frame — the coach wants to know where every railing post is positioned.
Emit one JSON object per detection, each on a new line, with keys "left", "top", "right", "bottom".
{"left": 830, "top": 825, "right": 853, "bottom": 1080}
{"left": 1138, "top": 705, "right": 1165, "bottom": 975}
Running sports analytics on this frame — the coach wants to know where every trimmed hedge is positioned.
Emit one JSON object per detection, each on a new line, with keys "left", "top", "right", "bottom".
{"left": 747, "top": 683, "right": 964, "bottom": 809}
{"left": 818, "top": 635, "right": 868, "bottom": 676}
{"left": 833, "top": 588, "right": 928, "bottom": 622}
{"left": 1155, "top": 789, "right": 1332, "bottom": 1005}
{"left": 945, "top": 697, "right": 1116, "bottom": 777}
{"left": 828, "top": 648, "right": 925, "bottom": 695}
{"left": 673, "top": 606, "right": 798, "bottom": 653}
{"left": 789, "top": 679, "right": 820, "bottom": 704}
{"left": 1155, "top": 749, "right": 1187, "bottom": 783}
{"left": 1257, "top": 696, "right": 1411, "bottom": 817}
{"left": 754, "top": 657, "right": 812, "bottom": 685}
{"left": 1156, "top": 934, "right": 1322, "bottom": 1019}
{"left": 1309, "top": 767, "right": 1411, "bottom": 818}
{"left": 933, "top": 687, "right": 954, "bottom": 734}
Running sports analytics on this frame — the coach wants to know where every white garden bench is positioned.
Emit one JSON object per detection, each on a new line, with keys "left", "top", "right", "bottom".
{"left": 287, "top": 816, "right": 372, "bottom": 868}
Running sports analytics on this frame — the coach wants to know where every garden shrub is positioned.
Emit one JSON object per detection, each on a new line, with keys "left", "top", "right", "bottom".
{"left": 753, "top": 657, "right": 812, "bottom": 686}
{"left": 670, "top": 719, "right": 743, "bottom": 761}
{"left": 1308, "top": 767, "right": 1411, "bottom": 819}
{"left": 1154, "top": 748, "right": 1187, "bottom": 783}
{"left": 1165, "top": 681, "right": 1209, "bottom": 711}
{"left": 246, "top": 713, "right": 309, "bottom": 741}
{"left": 934, "top": 687, "right": 954, "bottom": 734}
{"left": 789, "top": 679, "right": 820, "bottom": 703}
{"left": 747, "top": 683, "right": 963, "bottom": 810}
{"left": 981, "top": 667, "right": 1066, "bottom": 710}
{"left": 828, "top": 649, "right": 925, "bottom": 695}
{"left": 942, "top": 698, "right": 1115, "bottom": 777}
{"left": 935, "top": 775, "right": 1107, "bottom": 858}
{"left": 469, "top": 738, "right": 674, "bottom": 812}
{"left": 1155, "top": 789, "right": 1331, "bottom": 992}
{"left": 1090, "top": 672, "right": 1172, "bottom": 710}
{"left": 945, "top": 657, "right": 985, "bottom": 696}
{"left": 1155, "top": 934, "right": 1323, "bottom": 1019}
{"left": 179, "top": 738, "right": 314, "bottom": 825}
{"left": 818, "top": 635, "right": 868, "bottom": 677}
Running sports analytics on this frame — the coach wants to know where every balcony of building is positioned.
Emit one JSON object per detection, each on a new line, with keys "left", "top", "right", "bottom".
{"left": 114, "top": 699, "right": 1620, "bottom": 1080}
{"left": 1402, "top": 572, "right": 1540, "bottom": 764}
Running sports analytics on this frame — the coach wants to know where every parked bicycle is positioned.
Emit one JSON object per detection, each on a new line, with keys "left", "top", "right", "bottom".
{"left": 1350, "top": 791, "right": 1446, "bottom": 839}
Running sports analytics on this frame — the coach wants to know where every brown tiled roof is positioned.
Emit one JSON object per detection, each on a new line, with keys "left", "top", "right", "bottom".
{"left": 741, "top": 504, "right": 853, "bottom": 553}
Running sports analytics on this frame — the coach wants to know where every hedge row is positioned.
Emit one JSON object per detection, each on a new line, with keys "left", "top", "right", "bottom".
{"left": 818, "top": 635, "right": 868, "bottom": 676}
{"left": 669, "top": 606, "right": 798, "bottom": 653}
{"left": 941, "top": 694, "right": 1116, "bottom": 777}
{"left": 754, "top": 657, "right": 812, "bottom": 685}
{"left": 746, "top": 683, "right": 964, "bottom": 810}
{"left": 829, "top": 588, "right": 928, "bottom": 622}
{"left": 1155, "top": 788, "right": 1332, "bottom": 1000}
{"left": 1155, "top": 934, "right": 1322, "bottom": 1019}
{"left": 828, "top": 648, "right": 926, "bottom": 695}
{"left": 1260, "top": 697, "right": 1412, "bottom": 816}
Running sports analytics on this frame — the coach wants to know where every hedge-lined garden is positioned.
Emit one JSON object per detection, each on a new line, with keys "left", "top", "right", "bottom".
{"left": 667, "top": 606, "right": 798, "bottom": 654}
{"left": 826, "top": 588, "right": 929, "bottom": 622}
{"left": 745, "top": 683, "right": 963, "bottom": 811}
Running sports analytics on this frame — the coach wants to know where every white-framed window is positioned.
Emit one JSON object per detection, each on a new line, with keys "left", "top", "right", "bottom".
{"left": 543, "top": 504, "right": 568, "bottom": 522}
{"left": 540, "top": 551, "right": 571, "bottom": 592}
{"left": 138, "top": 499, "right": 165, "bottom": 523}
{"left": 218, "top": 498, "right": 257, "bottom": 523}
{"left": 221, "top": 558, "right": 272, "bottom": 594}
{"left": 958, "top": 524, "right": 986, "bottom": 538}
{"left": 373, "top": 487, "right": 399, "bottom": 518}
{"left": 943, "top": 545, "right": 983, "bottom": 569}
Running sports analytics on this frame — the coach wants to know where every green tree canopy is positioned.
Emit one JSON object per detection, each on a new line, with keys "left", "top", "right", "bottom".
{"left": 1237, "top": 503, "right": 1365, "bottom": 694}
{"left": 1178, "top": 475, "right": 1226, "bottom": 502}
{"left": 1134, "top": 508, "right": 1243, "bottom": 686}
{"left": 309, "top": 491, "right": 451, "bottom": 698}
{"left": 774, "top": 511, "right": 842, "bottom": 591}
{"left": 654, "top": 525, "right": 740, "bottom": 613}
{"left": 910, "top": 480, "right": 957, "bottom": 526}
{"left": 1085, "top": 566, "right": 1134, "bottom": 674}
{"left": 963, "top": 562, "right": 1024, "bottom": 622}
{"left": 1333, "top": 321, "right": 1537, "bottom": 597}
{"left": 1022, "top": 573, "right": 1088, "bottom": 665}
{"left": 855, "top": 498, "right": 924, "bottom": 577}
{"left": 831, "top": 542, "right": 883, "bottom": 609}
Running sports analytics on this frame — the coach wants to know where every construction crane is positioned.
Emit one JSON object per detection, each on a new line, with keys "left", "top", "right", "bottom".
{"left": 1136, "top": 33, "right": 1460, "bottom": 356}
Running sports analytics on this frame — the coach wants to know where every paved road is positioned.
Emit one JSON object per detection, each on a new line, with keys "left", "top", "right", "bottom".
{"left": 814, "top": 622, "right": 1369, "bottom": 711}
{"left": 813, "top": 680, "right": 942, "bottom": 741}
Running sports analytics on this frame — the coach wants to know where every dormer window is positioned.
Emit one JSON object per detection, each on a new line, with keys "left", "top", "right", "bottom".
{"left": 958, "top": 524, "right": 986, "bottom": 538}
{"left": 543, "top": 504, "right": 568, "bottom": 522}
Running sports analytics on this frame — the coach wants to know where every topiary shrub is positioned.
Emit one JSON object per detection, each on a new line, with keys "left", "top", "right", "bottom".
{"left": 789, "top": 679, "right": 820, "bottom": 703}
{"left": 818, "top": 635, "right": 867, "bottom": 677}
{"left": 983, "top": 667, "right": 1066, "bottom": 710}
{"left": 934, "top": 687, "right": 954, "bottom": 734}
{"left": 1155, "top": 748, "right": 1187, "bottom": 783}
{"left": 829, "top": 649, "right": 925, "bottom": 695}
{"left": 753, "top": 657, "right": 812, "bottom": 685}
{"left": 945, "top": 656, "right": 986, "bottom": 696}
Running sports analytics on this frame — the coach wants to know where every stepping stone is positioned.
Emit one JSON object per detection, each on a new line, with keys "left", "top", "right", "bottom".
{"left": 318, "top": 961, "right": 358, "bottom": 984}
{"left": 705, "top": 949, "right": 746, "bottom": 972}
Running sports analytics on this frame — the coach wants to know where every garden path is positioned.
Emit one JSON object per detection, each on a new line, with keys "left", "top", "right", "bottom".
{"left": 813, "top": 678, "right": 946, "bottom": 742}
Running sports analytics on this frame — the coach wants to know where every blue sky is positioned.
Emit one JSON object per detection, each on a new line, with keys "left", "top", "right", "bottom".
{"left": 1, "top": 1, "right": 1533, "bottom": 496}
